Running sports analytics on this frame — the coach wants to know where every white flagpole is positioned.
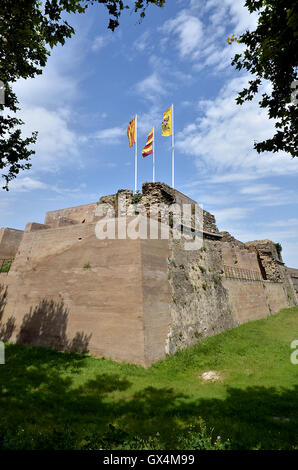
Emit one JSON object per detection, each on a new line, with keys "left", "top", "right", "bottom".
{"left": 135, "top": 115, "right": 138, "bottom": 194}
{"left": 172, "top": 104, "right": 175, "bottom": 189}
{"left": 153, "top": 127, "right": 155, "bottom": 183}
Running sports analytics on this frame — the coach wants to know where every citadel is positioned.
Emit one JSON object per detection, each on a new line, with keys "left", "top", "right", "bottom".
{"left": 1, "top": 182, "right": 297, "bottom": 366}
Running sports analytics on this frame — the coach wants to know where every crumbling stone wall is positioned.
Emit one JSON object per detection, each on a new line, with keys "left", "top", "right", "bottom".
{"left": 96, "top": 183, "right": 219, "bottom": 238}
{"left": 99, "top": 190, "right": 134, "bottom": 217}
{"left": 203, "top": 211, "right": 219, "bottom": 234}
{"left": 220, "top": 231, "right": 245, "bottom": 248}
{"left": 166, "top": 237, "right": 237, "bottom": 355}
{"left": 287, "top": 267, "right": 298, "bottom": 294}
{"left": 141, "top": 182, "right": 218, "bottom": 234}
{"left": 245, "top": 240, "right": 297, "bottom": 305}
{"left": 245, "top": 240, "right": 282, "bottom": 281}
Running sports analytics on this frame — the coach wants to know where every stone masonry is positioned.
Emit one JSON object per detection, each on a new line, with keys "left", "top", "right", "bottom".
{"left": 0, "top": 182, "right": 297, "bottom": 366}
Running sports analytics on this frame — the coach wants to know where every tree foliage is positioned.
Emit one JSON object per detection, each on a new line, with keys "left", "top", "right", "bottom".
{"left": 228, "top": 0, "right": 298, "bottom": 157}
{"left": 0, "top": 0, "right": 165, "bottom": 190}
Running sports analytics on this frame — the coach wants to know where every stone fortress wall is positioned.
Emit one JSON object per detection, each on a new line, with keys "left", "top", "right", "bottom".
{"left": 0, "top": 227, "right": 24, "bottom": 259}
{"left": 287, "top": 267, "right": 298, "bottom": 294}
{"left": 0, "top": 182, "right": 297, "bottom": 366}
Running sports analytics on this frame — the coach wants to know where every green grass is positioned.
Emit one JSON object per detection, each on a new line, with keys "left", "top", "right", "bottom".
{"left": 0, "top": 306, "right": 298, "bottom": 449}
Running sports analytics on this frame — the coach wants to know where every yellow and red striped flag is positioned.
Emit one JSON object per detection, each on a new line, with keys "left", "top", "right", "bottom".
{"left": 142, "top": 128, "right": 154, "bottom": 158}
{"left": 127, "top": 116, "right": 136, "bottom": 147}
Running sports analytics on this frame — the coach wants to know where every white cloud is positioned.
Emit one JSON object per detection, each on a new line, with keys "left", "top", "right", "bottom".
{"left": 18, "top": 106, "right": 81, "bottom": 174}
{"left": 160, "top": 1, "right": 258, "bottom": 73}
{"left": 282, "top": 241, "right": 298, "bottom": 269}
{"left": 204, "top": 0, "right": 258, "bottom": 33}
{"left": 240, "top": 183, "right": 280, "bottom": 195}
{"left": 161, "top": 10, "right": 203, "bottom": 59}
{"left": 208, "top": 172, "right": 262, "bottom": 184}
{"left": 0, "top": 199, "right": 14, "bottom": 219}
{"left": 6, "top": 18, "right": 121, "bottom": 193}
{"left": 243, "top": 191, "right": 297, "bottom": 207}
{"left": 9, "top": 29, "right": 89, "bottom": 180}
{"left": 13, "top": 29, "right": 87, "bottom": 110}
{"left": 92, "top": 35, "right": 109, "bottom": 51}
{"left": 134, "top": 31, "right": 151, "bottom": 52}
{"left": 185, "top": 190, "right": 235, "bottom": 207}
{"left": 91, "top": 32, "right": 116, "bottom": 52}
{"left": 180, "top": 180, "right": 297, "bottom": 211}
{"left": 8, "top": 177, "right": 49, "bottom": 193}
{"left": 212, "top": 207, "right": 251, "bottom": 224}
{"left": 94, "top": 126, "right": 125, "bottom": 144}
{"left": 13, "top": 64, "right": 79, "bottom": 109}
{"left": 135, "top": 73, "right": 166, "bottom": 102}
{"left": 133, "top": 55, "right": 191, "bottom": 103}
{"left": 176, "top": 76, "right": 298, "bottom": 180}
{"left": 256, "top": 218, "right": 298, "bottom": 229}
{"left": 137, "top": 105, "right": 162, "bottom": 136}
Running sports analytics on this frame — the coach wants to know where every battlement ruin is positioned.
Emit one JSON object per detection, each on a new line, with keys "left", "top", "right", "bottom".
{"left": 0, "top": 182, "right": 297, "bottom": 366}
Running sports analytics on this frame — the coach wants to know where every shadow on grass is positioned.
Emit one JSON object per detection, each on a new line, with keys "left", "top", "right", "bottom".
{"left": 0, "top": 343, "right": 297, "bottom": 450}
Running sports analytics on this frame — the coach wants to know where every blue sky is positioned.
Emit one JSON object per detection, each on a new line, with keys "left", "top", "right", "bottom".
{"left": 1, "top": 0, "right": 298, "bottom": 267}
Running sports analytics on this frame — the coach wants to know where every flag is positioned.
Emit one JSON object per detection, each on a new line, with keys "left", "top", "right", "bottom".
{"left": 142, "top": 129, "right": 154, "bottom": 158}
{"left": 162, "top": 106, "right": 172, "bottom": 137}
{"left": 127, "top": 117, "right": 136, "bottom": 147}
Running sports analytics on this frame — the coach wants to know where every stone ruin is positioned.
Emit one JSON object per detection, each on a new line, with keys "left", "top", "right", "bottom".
{"left": 0, "top": 182, "right": 297, "bottom": 366}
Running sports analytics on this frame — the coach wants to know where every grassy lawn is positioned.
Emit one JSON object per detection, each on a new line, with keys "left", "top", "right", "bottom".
{"left": 0, "top": 306, "right": 297, "bottom": 450}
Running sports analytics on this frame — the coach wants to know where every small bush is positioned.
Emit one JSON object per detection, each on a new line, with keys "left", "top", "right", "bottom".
{"left": 131, "top": 191, "right": 142, "bottom": 205}
{"left": 212, "top": 274, "right": 221, "bottom": 285}
{"left": 275, "top": 242, "right": 282, "bottom": 257}
{"left": 0, "top": 260, "right": 12, "bottom": 273}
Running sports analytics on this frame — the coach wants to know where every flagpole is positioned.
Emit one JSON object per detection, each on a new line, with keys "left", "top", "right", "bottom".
{"left": 153, "top": 127, "right": 155, "bottom": 183}
{"left": 135, "top": 115, "right": 138, "bottom": 194}
{"left": 172, "top": 104, "right": 175, "bottom": 189}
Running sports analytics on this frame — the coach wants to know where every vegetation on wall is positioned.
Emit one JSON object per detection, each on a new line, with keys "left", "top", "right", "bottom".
{"left": 0, "top": 260, "right": 12, "bottom": 273}
{"left": 275, "top": 242, "right": 283, "bottom": 258}
{"left": 131, "top": 190, "right": 143, "bottom": 205}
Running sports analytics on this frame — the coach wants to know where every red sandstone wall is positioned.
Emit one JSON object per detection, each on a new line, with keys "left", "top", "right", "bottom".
{"left": 1, "top": 221, "right": 172, "bottom": 366}
{"left": 0, "top": 228, "right": 24, "bottom": 259}
{"left": 221, "top": 242, "right": 261, "bottom": 273}
{"left": 141, "top": 239, "right": 171, "bottom": 366}
{"left": 1, "top": 206, "right": 295, "bottom": 366}
{"left": 45, "top": 202, "right": 99, "bottom": 226}
{"left": 222, "top": 278, "right": 289, "bottom": 324}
